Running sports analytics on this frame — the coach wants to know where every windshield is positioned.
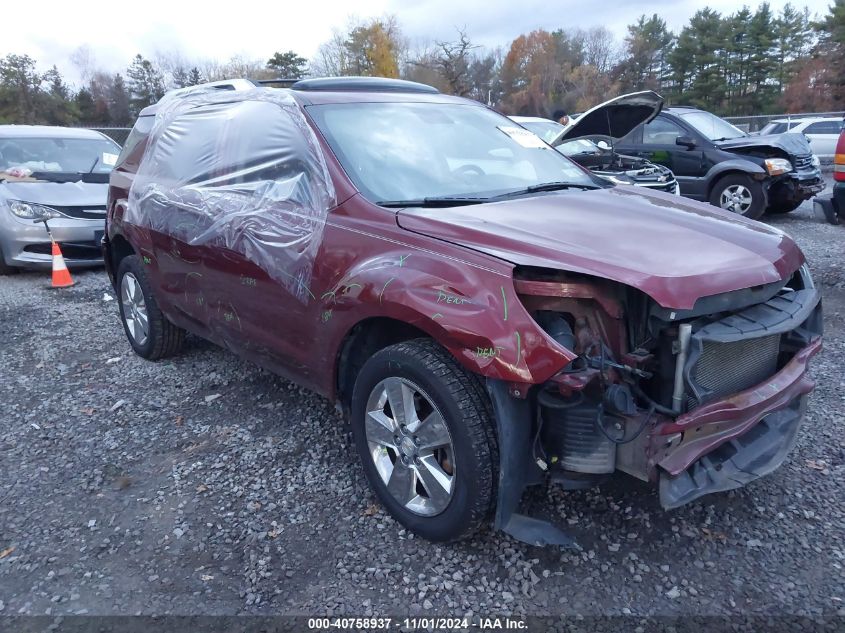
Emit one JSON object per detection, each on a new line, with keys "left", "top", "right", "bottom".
{"left": 0, "top": 136, "right": 121, "bottom": 174}
{"left": 308, "top": 102, "right": 597, "bottom": 203}
{"left": 678, "top": 111, "right": 746, "bottom": 141}
{"left": 557, "top": 139, "right": 601, "bottom": 156}
{"left": 518, "top": 119, "right": 565, "bottom": 144}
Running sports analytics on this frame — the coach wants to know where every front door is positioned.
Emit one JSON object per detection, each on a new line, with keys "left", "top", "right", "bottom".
{"left": 618, "top": 115, "right": 707, "bottom": 198}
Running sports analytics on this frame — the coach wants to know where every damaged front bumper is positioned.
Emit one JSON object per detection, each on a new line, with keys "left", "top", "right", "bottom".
{"left": 655, "top": 336, "right": 820, "bottom": 508}
{"left": 488, "top": 269, "right": 821, "bottom": 546}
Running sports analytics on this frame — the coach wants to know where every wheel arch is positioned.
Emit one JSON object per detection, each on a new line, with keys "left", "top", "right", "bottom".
{"left": 334, "top": 316, "right": 430, "bottom": 411}
{"left": 705, "top": 160, "right": 767, "bottom": 199}
{"left": 106, "top": 233, "right": 136, "bottom": 288}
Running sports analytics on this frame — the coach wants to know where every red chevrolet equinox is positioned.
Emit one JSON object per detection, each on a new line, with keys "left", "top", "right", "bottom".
{"left": 104, "top": 77, "right": 822, "bottom": 545}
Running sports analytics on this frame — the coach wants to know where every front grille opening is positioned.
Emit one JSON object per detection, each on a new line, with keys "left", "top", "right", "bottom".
{"left": 24, "top": 242, "right": 100, "bottom": 259}
{"left": 793, "top": 154, "right": 813, "bottom": 170}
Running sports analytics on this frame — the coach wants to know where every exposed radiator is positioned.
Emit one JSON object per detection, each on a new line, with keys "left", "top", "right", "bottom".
{"left": 687, "top": 334, "right": 781, "bottom": 409}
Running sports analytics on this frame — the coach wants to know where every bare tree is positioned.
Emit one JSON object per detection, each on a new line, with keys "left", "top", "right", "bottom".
{"left": 70, "top": 45, "right": 96, "bottom": 84}
{"left": 582, "top": 26, "right": 620, "bottom": 74}
{"left": 412, "top": 28, "right": 477, "bottom": 95}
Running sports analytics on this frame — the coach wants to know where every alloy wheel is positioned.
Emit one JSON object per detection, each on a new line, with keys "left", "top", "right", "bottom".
{"left": 120, "top": 272, "right": 149, "bottom": 346}
{"left": 719, "top": 183, "right": 753, "bottom": 214}
{"left": 364, "top": 377, "right": 456, "bottom": 517}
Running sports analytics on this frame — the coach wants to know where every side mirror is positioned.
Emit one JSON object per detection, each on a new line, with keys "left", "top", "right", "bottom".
{"left": 676, "top": 136, "right": 696, "bottom": 149}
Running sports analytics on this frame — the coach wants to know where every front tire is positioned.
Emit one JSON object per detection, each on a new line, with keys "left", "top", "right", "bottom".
{"left": 709, "top": 174, "right": 766, "bottom": 220}
{"left": 116, "top": 255, "right": 185, "bottom": 360}
{"left": 350, "top": 339, "right": 498, "bottom": 542}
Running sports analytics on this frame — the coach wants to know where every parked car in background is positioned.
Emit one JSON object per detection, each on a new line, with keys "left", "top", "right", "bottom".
{"left": 0, "top": 126, "right": 120, "bottom": 274}
{"left": 759, "top": 116, "right": 843, "bottom": 160}
{"left": 615, "top": 105, "right": 824, "bottom": 219}
{"left": 104, "top": 78, "right": 822, "bottom": 546}
{"left": 510, "top": 92, "right": 679, "bottom": 195}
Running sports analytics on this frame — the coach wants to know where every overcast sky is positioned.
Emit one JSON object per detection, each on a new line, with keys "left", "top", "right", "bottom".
{"left": 2, "top": 0, "right": 830, "bottom": 86}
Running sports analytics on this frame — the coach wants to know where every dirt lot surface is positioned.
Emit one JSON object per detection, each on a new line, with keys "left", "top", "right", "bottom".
{"left": 1, "top": 182, "right": 843, "bottom": 621}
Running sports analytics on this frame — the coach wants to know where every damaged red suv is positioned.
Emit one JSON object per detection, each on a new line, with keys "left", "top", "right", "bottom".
{"left": 104, "top": 77, "right": 822, "bottom": 545}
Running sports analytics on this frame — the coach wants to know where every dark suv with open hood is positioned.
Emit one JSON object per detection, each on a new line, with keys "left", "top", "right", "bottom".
{"left": 615, "top": 105, "right": 824, "bottom": 220}
{"left": 104, "top": 77, "right": 822, "bottom": 546}
{"left": 531, "top": 91, "right": 681, "bottom": 196}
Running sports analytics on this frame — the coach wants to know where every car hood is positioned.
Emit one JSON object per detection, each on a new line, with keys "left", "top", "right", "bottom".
{"left": 715, "top": 132, "right": 812, "bottom": 156}
{"left": 396, "top": 187, "right": 803, "bottom": 310}
{"left": 0, "top": 181, "right": 108, "bottom": 207}
{"left": 552, "top": 91, "right": 663, "bottom": 145}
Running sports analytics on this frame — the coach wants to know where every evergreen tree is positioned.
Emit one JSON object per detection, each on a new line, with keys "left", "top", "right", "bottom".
{"left": 617, "top": 14, "right": 674, "bottom": 90}
{"left": 667, "top": 9, "right": 726, "bottom": 109}
{"left": 746, "top": 3, "right": 777, "bottom": 113}
{"left": 40, "top": 65, "right": 77, "bottom": 125}
{"left": 126, "top": 54, "right": 165, "bottom": 115}
{"left": 266, "top": 51, "right": 308, "bottom": 78}
{"left": 774, "top": 4, "right": 813, "bottom": 94}
{"left": 74, "top": 88, "right": 97, "bottom": 124}
{"left": 187, "top": 67, "right": 203, "bottom": 86}
{"left": 109, "top": 74, "right": 131, "bottom": 126}
{"left": 0, "top": 54, "right": 42, "bottom": 123}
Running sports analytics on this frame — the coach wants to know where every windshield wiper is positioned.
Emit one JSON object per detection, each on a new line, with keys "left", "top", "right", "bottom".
{"left": 377, "top": 182, "right": 601, "bottom": 208}
{"left": 492, "top": 181, "right": 601, "bottom": 199}
{"left": 377, "top": 196, "right": 489, "bottom": 208}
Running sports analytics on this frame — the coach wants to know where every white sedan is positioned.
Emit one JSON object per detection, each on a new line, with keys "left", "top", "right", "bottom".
{"left": 759, "top": 117, "right": 843, "bottom": 160}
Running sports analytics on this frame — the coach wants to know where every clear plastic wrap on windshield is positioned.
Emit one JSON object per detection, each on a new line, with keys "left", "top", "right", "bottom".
{"left": 126, "top": 88, "right": 336, "bottom": 303}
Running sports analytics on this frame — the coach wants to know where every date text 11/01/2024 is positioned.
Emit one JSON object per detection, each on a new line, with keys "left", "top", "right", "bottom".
{"left": 307, "top": 617, "right": 528, "bottom": 630}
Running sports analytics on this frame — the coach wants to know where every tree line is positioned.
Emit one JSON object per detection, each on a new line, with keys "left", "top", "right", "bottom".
{"left": 0, "top": 0, "right": 841, "bottom": 128}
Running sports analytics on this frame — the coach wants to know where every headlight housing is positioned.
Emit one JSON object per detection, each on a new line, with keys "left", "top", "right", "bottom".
{"left": 765, "top": 158, "right": 793, "bottom": 176}
{"left": 811, "top": 154, "right": 821, "bottom": 168}
{"left": 8, "top": 200, "right": 62, "bottom": 220}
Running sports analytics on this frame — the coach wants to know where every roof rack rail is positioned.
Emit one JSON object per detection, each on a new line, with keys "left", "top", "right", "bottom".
{"left": 254, "top": 78, "right": 301, "bottom": 86}
{"left": 289, "top": 77, "right": 439, "bottom": 94}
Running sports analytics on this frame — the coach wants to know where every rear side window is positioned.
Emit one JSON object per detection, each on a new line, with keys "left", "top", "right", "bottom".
{"left": 643, "top": 117, "right": 684, "bottom": 145}
{"left": 126, "top": 92, "right": 336, "bottom": 304}
{"left": 804, "top": 121, "right": 842, "bottom": 134}
{"left": 116, "top": 116, "right": 154, "bottom": 166}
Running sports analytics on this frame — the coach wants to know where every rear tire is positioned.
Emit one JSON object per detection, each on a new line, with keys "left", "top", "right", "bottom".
{"left": 116, "top": 255, "right": 185, "bottom": 360}
{"left": 350, "top": 339, "right": 498, "bottom": 542}
{"left": 767, "top": 200, "right": 802, "bottom": 214}
{"left": 709, "top": 174, "right": 766, "bottom": 220}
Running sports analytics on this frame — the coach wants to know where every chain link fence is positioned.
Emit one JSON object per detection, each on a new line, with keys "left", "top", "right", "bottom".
{"left": 724, "top": 111, "right": 845, "bottom": 133}
{"left": 81, "top": 127, "right": 132, "bottom": 146}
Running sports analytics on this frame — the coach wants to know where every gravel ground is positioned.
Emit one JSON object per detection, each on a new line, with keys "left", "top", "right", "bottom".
{"left": 1, "top": 181, "right": 843, "bottom": 621}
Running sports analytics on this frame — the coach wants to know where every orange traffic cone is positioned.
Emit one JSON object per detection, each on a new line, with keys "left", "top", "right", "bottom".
{"left": 49, "top": 239, "right": 75, "bottom": 288}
